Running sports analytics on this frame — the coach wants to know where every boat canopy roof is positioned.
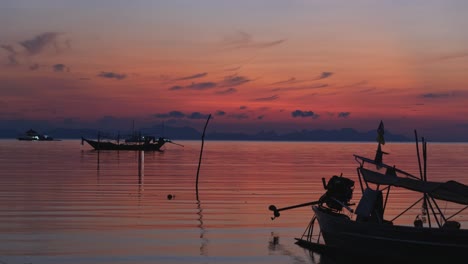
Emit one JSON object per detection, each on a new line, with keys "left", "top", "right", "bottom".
{"left": 359, "top": 167, "right": 468, "bottom": 205}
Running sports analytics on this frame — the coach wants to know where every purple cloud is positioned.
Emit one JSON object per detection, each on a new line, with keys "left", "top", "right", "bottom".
{"left": 220, "top": 75, "right": 250, "bottom": 87}
{"left": 174, "top": 72, "right": 207, "bottom": 81}
{"left": 154, "top": 111, "right": 185, "bottom": 119}
{"left": 98, "top": 71, "right": 126, "bottom": 80}
{"left": 52, "top": 64, "right": 69, "bottom": 72}
{"left": 291, "top": 110, "right": 319, "bottom": 118}
{"left": 338, "top": 112, "right": 350, "bottom": 118}
{"left": 315, "top": 72, "right": 333, "bottom": 80}
{"left": 20, "top": 32, "right": 61, "bottom": 56}
{"left": 186, "top": 82, "right": 217, "bottom": 90}
{"left": 222, "top": 31, "right": 286, "bottom": 50}
{"left": 252, "top": 95, "right": 279, "bottom": 101}
{"left": 215, "top": 88, "right": 237, "bottom": 95}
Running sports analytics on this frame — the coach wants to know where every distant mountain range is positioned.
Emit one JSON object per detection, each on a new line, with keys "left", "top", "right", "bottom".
{"left": 1, "top": 125, "right": 411, "bottom": 142}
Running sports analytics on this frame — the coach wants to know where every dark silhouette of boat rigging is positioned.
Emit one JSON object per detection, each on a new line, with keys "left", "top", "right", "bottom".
{"left": 269, "top": 121, "right": 468, "bottom": 262}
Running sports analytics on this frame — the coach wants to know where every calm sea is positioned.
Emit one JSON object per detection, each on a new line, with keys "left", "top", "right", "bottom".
{"left": 1, "top": 139, "right": 468, "bottom": 264}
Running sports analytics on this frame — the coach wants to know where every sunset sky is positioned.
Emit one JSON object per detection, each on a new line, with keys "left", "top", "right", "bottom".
{"left": 1, "top": 0, "right": 468, "bottom": 141}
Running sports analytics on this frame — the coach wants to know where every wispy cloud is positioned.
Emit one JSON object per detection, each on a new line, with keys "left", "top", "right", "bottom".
{"left": 221, "top": 31, "right": 286, "bottom": 50}
{"left": 271, "top": 77, "right": 301, "bottom": 85}
{"left": 349, "top": 80, "right": 368, "bottom": 87}
{"left": 291, "top": 110, "right": 319, "bottom": 118}
{"left": 174, "top": 72, "right": 207, "bottom": 81}
{"left": 220, "top": 74, "right": 251, "bottom": 87}
{"left": 97, "top": 71, "right": 126, "bottom": 80}
{"left": 154, "top": 111, "right": 185, "bottom": 118}
{"left": 1, "top": 45, "right": 16, "bottom": 55}
{"left": 271, "top": 84, "right": 328, "bottom": 92}
{"left": 186, "top": 82, "right": 217, "bottom": 90}
{"left": 224, "top": 66, "right": 241, "bottom": 71}
{"left": 325, "top": 111, "right": 351, "bottom": 118}
{"left": 252, "top": 95, "right": 279, "bottom": 101}
{"left": 154, "top": 110, "right": 211, "bottom": 120}
{"left": 1, "top": 32, "right": 69, "bottom": 66}
{"left": 215, "top": 110, "right": 226, "bottom": 116}
{"left": 314, "top": 72, "right": 333, "bottom": 80}
{"left": 421, "top": 92, "right": 452, "bottom": 99}
{"left": 338, "top": 112, "right": 350, "bottom": 118}
{"left": 0, "top": 45, "right": 18, "bottom": 65}
{"left": 270, "top": 72, "right": 333, "bottom": 88}
{"left": 168, "top": 75, "right": 250, "bottom": 91}
{"left": 169, "top": 82, "right": 216, "bottom": 91}
{"left": 20, "top": 32, "right": 62, "bottom": 56}
{"left": 426, "top": 52, "right": 468, "bottom": 63}
{"left": 215, "top": 88, "right": 237, "bottom": 95}
{"left": 357, "top": 87, "right": 377, "bottom": 93}
{"left": 52, "top": 63, "right": 69, "bottom": 72}
{"left": 187, "top": 112, "right": 211, "bottom": 119}
{"left": 168, "top": 85, "right": 183, "bottom": 91}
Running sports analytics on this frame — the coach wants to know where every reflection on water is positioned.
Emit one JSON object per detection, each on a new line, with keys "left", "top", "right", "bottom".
{"left": 0, "top": 139, "right": 468, "bottom": 264}
{"left": 196, "top": 198, "right": 208, "bottom": 257}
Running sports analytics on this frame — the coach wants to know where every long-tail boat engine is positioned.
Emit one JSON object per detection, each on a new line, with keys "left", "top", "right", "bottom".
{"left": 319, "top": 175, "right": 355, "bottom": 212}
{"left": 268, "top": 174, "right": 355, "bottom": 220}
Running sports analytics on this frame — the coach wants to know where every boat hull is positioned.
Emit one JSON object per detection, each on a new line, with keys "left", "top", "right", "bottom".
{"left": 82, "top": 138, "right": 165, "bottom": 151}
{"left": 309, "top": 206, "right": 468, "bottom": 261}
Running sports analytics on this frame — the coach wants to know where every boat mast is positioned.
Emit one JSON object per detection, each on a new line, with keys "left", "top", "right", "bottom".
{"left": 415, "top": 131, "right": 435, "bottom": 227}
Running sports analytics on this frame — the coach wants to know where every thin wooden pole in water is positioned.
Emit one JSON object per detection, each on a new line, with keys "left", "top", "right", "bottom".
{"left": 97, "top": 131, "right": 100, "bottom": 170}
{"left": 138, "top": 150, "right": 144, "bottom": 183}
{"left": 196, "top": 114, "right": 211, "bottom": 199}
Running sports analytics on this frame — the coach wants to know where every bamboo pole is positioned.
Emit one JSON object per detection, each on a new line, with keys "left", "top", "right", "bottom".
{"left": 196, "top": 114, "right": 211, "bottom": 199}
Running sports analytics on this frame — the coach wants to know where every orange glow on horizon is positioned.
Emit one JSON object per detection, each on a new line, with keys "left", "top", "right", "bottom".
{"left": 1, "top": 2, "right": 468, "bottom": 140}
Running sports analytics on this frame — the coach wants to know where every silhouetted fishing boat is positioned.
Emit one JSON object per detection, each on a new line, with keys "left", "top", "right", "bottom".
{"left": 17, "top": 129, "right": 55, "bottom": 141}
{"left": 269, "top": 121, "right": 468, "bottom": 263}
{"left": 81, "top": 136, "right": 182, "bottom": 151}
{"left": 123, "top": 133, "right": 154, "bottom": 143}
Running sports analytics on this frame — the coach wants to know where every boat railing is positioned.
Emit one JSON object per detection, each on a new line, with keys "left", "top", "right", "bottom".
{"left": 354, "top": 153, "right": 468, "bottom": 229}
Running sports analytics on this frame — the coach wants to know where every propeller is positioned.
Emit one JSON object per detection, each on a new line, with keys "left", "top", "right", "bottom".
{"left": 268, "top": 200, "right": 321, "bottom": 220}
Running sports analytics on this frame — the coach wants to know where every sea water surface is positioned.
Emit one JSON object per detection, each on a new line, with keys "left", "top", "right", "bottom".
{"left": 1, "top": 139, "right": 468, "bottom": 264}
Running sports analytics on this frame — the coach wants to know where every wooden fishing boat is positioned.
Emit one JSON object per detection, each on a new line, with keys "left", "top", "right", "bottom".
{"left": 81, "top": 136, "right": 181, "bottom": 151}
{"left": 269, "top": 122, "right": 468, "bottom": 262}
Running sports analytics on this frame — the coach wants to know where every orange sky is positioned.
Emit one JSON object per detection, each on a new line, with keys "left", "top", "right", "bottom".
{"left": 1, "top": 1, "right": 468, "bottom": 140}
